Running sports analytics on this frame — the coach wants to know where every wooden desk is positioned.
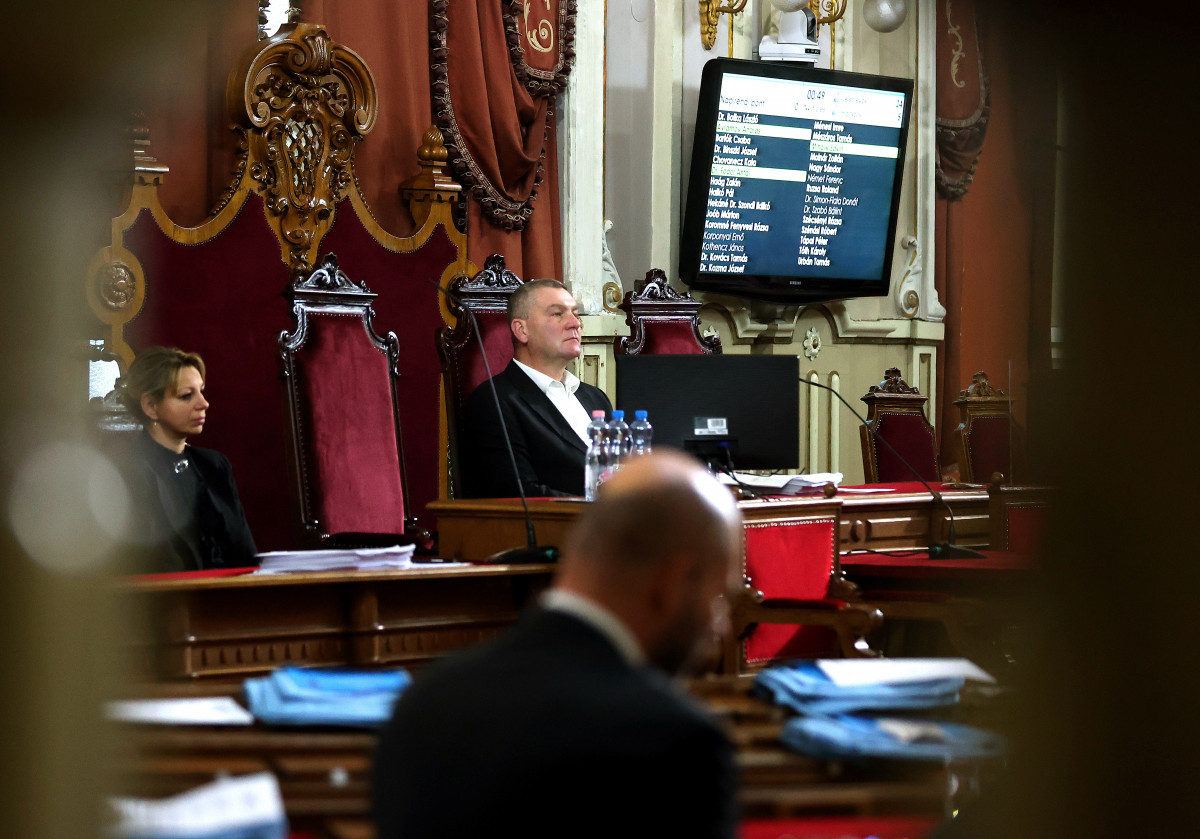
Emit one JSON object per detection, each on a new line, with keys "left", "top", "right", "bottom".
{"left": 119, "top": 565, "right": 553, "bottom": 681}
{"left": 429, "top": 484, "right": 991, "bottom": 562}
{"left": 113, "top": 676, "right": 977, "bottom": 837}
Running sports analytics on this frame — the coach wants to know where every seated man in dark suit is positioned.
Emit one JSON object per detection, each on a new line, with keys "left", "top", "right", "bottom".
{"left": 373, "top": 451, "right": 743, "bottom": 839}
{"left": 461, "top": 278, "right": 611, "bottom": 497}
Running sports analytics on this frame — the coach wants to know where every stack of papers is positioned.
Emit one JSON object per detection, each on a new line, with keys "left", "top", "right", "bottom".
{"left": 108, "top": 772, "right": 287, "bottom": 839}
{"left": 105, "top": 697, "right": 254, "bottom": 726}
{"left": 244, "top": 666, "right": 411, "bottom": 727}
{"left": 755, "top": 662, "right": 968, "bottom": 716}
{"left": 719, "top": 472, "right": 843, "bottom": 495}
{"left": 756, "top": 658, "right": 1005, "bottom": 762}
{"left": 254, "top": 545, "right": 420, "bottom": 574}
{"left": 780, "top": 714, "right": 1007, "bottom": 762}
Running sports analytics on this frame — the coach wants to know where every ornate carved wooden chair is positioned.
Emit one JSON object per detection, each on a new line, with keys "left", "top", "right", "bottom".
{"left": 435, "top": 254, "right": 524, "bottom": 498}
{"left": 614, "top": 269, "right": 722, "bottom": 356}
{"left": 728, "top": 501, "right": 882, "bottom": 674}
{"left": 279, "top": 253, "right": 420, "bottom": 545}
{"left": 954, "top": 372, "right": 1013, "bottom": 484}
{"left": 859, "top": 368, "right": 940, "bottom": 483}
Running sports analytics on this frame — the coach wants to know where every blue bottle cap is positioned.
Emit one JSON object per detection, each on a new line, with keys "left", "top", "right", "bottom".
{"left": 611, "top": 409, "right": 624, "bottom": 420}
{"left": 634, "top": 410, "right": 648, "bottom": 419}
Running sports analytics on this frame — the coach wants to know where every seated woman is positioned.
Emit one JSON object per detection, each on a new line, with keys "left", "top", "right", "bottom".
{"left": 118, "top": 346, "right": 258, "bottom": 572}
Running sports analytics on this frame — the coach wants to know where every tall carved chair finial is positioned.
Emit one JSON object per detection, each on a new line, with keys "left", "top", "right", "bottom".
{"left": 615, "top": 269, "right": 721, "bottom": 356}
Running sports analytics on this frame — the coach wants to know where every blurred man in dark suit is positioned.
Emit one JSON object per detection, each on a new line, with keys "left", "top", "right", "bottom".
{"left": 373, "top": 450, "right": 743, "bottom": 839}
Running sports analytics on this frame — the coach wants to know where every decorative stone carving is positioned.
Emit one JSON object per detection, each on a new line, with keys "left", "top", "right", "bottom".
{"left": 803, "top": 326, "right": 822, "bottom": 360}
{"left": 229, "top": 23, "right": 378, "bottom": 272}
{"left": 97, "top": 262, "right": 136, "bottom": 311}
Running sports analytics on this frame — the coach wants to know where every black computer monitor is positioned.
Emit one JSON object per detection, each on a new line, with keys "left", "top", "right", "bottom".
{"left": 614, "top": 354, "right": 799, "bottom": 471}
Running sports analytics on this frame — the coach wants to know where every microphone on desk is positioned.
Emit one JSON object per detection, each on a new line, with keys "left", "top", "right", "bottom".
{"left": 798, "top": 377, "right": 985, "bottom": 560}
{"left": 429, "top": 279, "right": 559, "bottom": 565}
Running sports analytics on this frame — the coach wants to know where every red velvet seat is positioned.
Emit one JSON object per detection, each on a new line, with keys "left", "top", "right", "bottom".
{"left": 859, "top": 368, "right": 940, "bottom": 483}
{"left": 730, "top": 502, "right": 881, "bottom": 673}
{"left": 954, "top": 371, "right": 1014, "bottom": 483}
{"left": 279, "top": 253, "right": 419, "bottom": 545}
{"left": 435, "top": 254, "right": 524, "bottom": 498}
{"left": 615, "top": 268, "right": 721, "bottom": 356}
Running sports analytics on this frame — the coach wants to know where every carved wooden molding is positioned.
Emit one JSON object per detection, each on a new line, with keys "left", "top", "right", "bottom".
{"left": 226, "top": 23, "right": 378, "bottom": 272}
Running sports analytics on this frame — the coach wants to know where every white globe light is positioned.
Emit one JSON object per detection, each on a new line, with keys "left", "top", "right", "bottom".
{"left": 862, "top": 0, "right": 908, "bottom": 33}
{"left": 771, "top": 0, "right": 808, "bottom": 13}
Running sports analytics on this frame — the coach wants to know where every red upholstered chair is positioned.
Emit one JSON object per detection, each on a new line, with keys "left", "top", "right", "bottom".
{"left": 954, "top": 371, "right": 1013, "bottom": 484}
{"left": 729, "top": 501, "right": 882, "bottom": 674}
{"left": 279, "top": 253, "right": 420, "bottom": 545}
{"left": 435, "top": 254, "right": 524, "bottom": 498}
{"left": 614, "top": 268, "right": 722, "bottom": 355}
{"left": 859, "top": 368, "right": 939, "bottom": 483}
{"left": 988, "top": 480, "right": 1052, "bottom": 552}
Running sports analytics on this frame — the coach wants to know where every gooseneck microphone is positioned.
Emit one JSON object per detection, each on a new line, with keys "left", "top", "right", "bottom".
{"left": 799, "top": 376, "right": 984, "bottom": 560}
{"left": 431, "top": 280, "right": 559, "bottom": 565}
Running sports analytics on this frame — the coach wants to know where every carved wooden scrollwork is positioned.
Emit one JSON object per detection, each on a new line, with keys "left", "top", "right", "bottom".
{"left": 617, "top": 268, "right": 721, "bottom": 355}
{"left": 228, "top": 23, "right": 378, "bottom": 272}
{"left": 867, "top": 367, "right": 921, "bottom": 396}
{"left": 97, "top": 262, "right": 137, "bottom": 311}
{"left": 456, "top": 254, "right": 523, "bottom": 293}
{"left": 958, "top": 371, "right": 1004, "bottom": 399}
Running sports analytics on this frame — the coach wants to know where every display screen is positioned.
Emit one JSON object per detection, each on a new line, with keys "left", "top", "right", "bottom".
{"left": 680, "top": 59, "right": 913, "bottom": 304}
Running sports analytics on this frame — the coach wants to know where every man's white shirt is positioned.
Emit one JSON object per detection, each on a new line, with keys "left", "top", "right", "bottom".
{"left": 513, "top": 359, "right": 593, "bottom": 446}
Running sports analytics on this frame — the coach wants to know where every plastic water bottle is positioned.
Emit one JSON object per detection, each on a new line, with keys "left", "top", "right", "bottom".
{"left": 605, "top": 410, "right": 633, "bottom": 476}
{"left": 584, "top": 410, "right": 607, "bottom": 501}
{"left": 630, "top": 410, "right": 653, "bottom": 457}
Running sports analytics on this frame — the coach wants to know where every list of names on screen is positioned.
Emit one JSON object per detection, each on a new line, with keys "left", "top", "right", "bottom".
{"left": 700, "top": 72, "right": 907, "bottom": 283}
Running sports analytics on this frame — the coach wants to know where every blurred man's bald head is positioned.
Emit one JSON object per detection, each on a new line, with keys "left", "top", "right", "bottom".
{"left": 564, "top": 450, "right": 740, "bottom": 575}
{"left": 557, "top": 450, "right": 742, "bottom": 674}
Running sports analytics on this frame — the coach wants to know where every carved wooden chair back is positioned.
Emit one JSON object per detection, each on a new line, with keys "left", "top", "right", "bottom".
{"left": 279, "top": 254, "right": 415, "bottom": 544}
{"left": 954, "top": 371, "right": 1013, "bottom": 484}
{"left": 435, "top": 255, "right": 524, "bottom": 498}
{"left": 614, "top": 269, "right": 721, "bottom": 356}
{"left": 859, "top": 368, "right": 940, "bottom": 483}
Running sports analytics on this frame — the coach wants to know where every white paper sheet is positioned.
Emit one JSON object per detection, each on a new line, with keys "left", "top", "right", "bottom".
{"left": 816, "top": 657, "right": 995, "bottom": 687}
{"left": 105, "top": 697, "right": 255, "bottom": 726}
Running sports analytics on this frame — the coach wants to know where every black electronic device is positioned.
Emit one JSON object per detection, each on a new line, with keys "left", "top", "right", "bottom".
{"left": 614, "top": 354, "right": 799, "bottom": 472}
{"left": 680, "top": 57, "right": 914, "bottom": 305}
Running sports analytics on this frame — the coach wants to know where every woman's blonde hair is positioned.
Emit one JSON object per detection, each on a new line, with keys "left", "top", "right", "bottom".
{"left": 118, "top": 346, "right": 206, "bottom": 426}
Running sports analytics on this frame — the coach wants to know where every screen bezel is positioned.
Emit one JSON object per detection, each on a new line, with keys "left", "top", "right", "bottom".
{"left": 679, "top": 57, "right": 915, "bottom": 305}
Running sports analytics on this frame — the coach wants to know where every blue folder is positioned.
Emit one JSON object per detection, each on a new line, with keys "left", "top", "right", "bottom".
{"left": 244, "top": 666, "right": 411, "bottom": 727}
{"left": 755, "top": 661, "right": 964, "bottom": 716}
